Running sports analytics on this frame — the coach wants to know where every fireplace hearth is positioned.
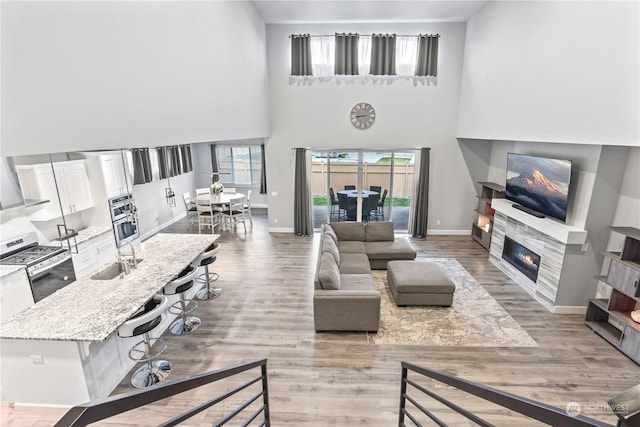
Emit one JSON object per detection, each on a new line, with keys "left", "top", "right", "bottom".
{"left": 502, "top": 236, "right": 541, "bottom": 282}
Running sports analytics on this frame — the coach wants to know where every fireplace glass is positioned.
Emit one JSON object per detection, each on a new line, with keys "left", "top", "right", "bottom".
{"left": 502, "top": 236, "right": 541, "bottom": 282}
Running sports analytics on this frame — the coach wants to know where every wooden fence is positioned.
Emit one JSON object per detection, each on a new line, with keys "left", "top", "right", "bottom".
{"left": 311, "top": 162, "right": 414, "bottom": 197}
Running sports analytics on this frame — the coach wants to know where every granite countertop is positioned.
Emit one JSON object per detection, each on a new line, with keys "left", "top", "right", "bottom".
{"left": 0, "top": 264, "right": 28, "bottom": 280}
{"left": 0, "top": 233, "right": 217, "bottom": 342}
{"left": 47, "top": 226, "right": 113, "bottom": 247}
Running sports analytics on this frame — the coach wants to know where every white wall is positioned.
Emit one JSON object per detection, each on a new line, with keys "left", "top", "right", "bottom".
{"left": 265, "top": 22, "right": 469, "bottom": 231}
{"left": 1, "top": 1, "right": 270, "bottom": 156}
{"left": 457, "top": 1, "right": 639, "bottom": 146}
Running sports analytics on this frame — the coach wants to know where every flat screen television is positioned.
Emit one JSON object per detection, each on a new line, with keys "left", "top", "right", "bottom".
{"left": 505, "top": 153, "right": 572, "bottom": 222}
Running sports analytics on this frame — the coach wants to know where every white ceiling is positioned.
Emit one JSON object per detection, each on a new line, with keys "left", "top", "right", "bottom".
{"left": 251, "top": 0, "right": 490, "bottom": 24}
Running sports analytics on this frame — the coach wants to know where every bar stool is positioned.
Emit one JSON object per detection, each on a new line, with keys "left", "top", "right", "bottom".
{"left": 117, "top": 294, "right": 172, "bottom": 388}
{"left": 196, "top": 241, "right": 222, "bottom": 300}
{"left": 163, "top": 264, "right": 201, "bottom": 335}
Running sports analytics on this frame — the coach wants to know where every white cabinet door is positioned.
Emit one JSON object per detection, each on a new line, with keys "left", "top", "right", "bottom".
{"left": 72, "top": 242, "right": 98, "bottom": 280}
{"left": 0, "top": 269, "right": 34, "bottom": 322}
{"left": 100, "top": 154, "right": 130, "bottom": 198}
{"left": 54, "top": 161, "right": 94, "bottom": 214}
{"left": 16, "top": 164, "right": 64, "bottom": 220}
{"left": 95, "top": 233, "right": 117, "bottom": 270}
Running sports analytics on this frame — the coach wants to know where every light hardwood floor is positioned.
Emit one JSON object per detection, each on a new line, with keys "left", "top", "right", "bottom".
{"left": 2, "top": 209, "right": 639, "bottom": 426}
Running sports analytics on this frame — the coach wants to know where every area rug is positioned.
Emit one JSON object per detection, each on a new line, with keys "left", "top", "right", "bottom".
{"left": 369, "top": 258, "right": 538, "bottom": 347}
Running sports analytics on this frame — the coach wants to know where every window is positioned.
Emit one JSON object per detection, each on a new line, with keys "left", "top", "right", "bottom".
{"left": 216, "top": 146, "right": 262, "bottom": 185}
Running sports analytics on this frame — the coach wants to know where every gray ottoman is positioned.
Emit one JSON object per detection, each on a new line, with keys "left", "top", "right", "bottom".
{"left": 387, "top": 261, "right": 455, "bottom": 306}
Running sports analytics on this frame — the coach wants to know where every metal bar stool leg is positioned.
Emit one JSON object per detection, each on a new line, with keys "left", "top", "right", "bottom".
{"left": 197, "top": 264, "right": 221, "bottom": 300}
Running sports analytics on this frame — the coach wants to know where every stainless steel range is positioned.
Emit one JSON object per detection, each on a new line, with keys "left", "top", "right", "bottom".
{"left": 0, "top": 232, "right": 76, "bottom": 302}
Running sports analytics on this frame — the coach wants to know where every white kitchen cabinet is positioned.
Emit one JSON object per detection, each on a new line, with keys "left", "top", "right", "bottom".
{"left": 16, "top": 160, "right": 94, "bottom": 221}
{"left": 100, "top": 153, "right": 131, "bottom": 198}
{"left": 54, "top": 161, "right": 94, "bottom": 215}
{"left": 72, "top": 232, "right": 117, "bottom": 280}
{"left": 0, "top": 269, "right": 34, "bottom": 322}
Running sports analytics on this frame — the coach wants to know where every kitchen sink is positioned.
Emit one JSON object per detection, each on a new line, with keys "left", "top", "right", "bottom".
{"left": 90, "top": 259, "right": 143, "bottom": 280}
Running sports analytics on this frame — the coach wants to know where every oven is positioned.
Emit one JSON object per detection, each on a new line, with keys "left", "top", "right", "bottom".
{"left": 108, "top": 194, "right": 136, "bottom": 222}
{"left": 0, "top": 232, "right": 76, "bottom": 303}
{"left": 113, "top": 215, "right": 139, "bottom": 245}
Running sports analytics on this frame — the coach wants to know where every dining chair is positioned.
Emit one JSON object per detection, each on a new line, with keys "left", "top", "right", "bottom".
{"left": 344, "top": 185, "right": 356, "bottom": 191}
{"left": 337, "top": 192, "right": 349, "bottom": 221}
{"left": 377, "top": 189, "right": 388, "bottom": 219}
{"left": 221, "top": 196, "right": 246, "bottom": 233}
{"left": 369, "top": 185, "right": 382, "bottom": 194}
{"left": 329, "top": 188, "right": 339, "bottom": 217}
{"left": 224, "top": 187, "right": 237, "bottom": 194}
{"left": 242, "top": 190, "right": 253, "bottom": 225}
{"left": 365, "top": 193, "right": 380, "bottom": 222}
{"left": 195, "top": 188, "right": 209, "bottom": 196}
{"left": 195, "top": 197, "right": 219, "bottom": 234}
{"left": 182, "top": 192, "right": 198, "bottom": 225}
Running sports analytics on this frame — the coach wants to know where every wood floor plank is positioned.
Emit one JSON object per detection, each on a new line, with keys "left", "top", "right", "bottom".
{"left": 2, "top": 210, "right": 638, "bottom": 426}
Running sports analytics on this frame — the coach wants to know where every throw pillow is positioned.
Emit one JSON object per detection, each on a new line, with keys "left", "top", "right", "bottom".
{"left": 318, "top": 252, "right": 340, "bottom": 290}
{"left": 365, "top": 222, "right": 395, "bottom": 241}
{"left": 324, "top": 225, "right": 339, "bottom": 244}
{"left": 323, "top": 236, "right": 341, "bottom": 265}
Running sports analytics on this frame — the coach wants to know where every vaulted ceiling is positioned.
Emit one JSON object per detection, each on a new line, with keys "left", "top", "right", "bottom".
{"left": 251, "top": 0, "right": 490, "bottom": 24}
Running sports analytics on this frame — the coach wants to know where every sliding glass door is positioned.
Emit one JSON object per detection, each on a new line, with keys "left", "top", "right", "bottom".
{"left": 312, "top": 150, "right": 414, "bottom": 232}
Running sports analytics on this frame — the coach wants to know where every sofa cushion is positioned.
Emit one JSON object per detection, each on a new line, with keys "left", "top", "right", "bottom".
{"left": 337, "top": 240, "right": 367, "bottom": 254}
{"left": 323, "top": 236, "right": 341, "bottom": 265}
{"left": 330, "top": 222, "right": 366, "bottom": 241}
{"left": 324, "top": 225, "right": 339, "bottom": 244}
{"left": 339, "top": 253, "right": 372, "bottom": 274}
{"left": 365, "top": 222, "right": 395, "bottom": 242}
{"left": 318, "top": 253, "right": 341, "bottom": 290}
{"left": 364, "top": 240, "right": 417, "bottom": 260}
{"left": 340, "top": 273, "right": 376, "bottom": 291}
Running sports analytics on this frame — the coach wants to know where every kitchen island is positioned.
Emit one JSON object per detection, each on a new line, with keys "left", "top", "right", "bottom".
{"left": 0, "top": 233, "right": 217, "bottom": 406}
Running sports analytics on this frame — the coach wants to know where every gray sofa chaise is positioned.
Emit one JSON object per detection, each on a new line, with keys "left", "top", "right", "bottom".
{"left": 313, "top": 222, "right": 417, "bottom": 332}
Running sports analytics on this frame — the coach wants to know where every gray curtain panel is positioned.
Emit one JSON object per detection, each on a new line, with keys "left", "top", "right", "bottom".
{"left": 157, "top": 147, "right": 169, "bottom": 180}
{"left": 291, "top": 34, "right": 313, "bottom": 76}
{"left": 260, "top": 144, "right": 267, "bottom": 194}
{"left": 180, "top": 144, "right": 193, "bottom": 172}
{"left": 335, "top": 33, "right": 359, "bottom": 75}
{"left": 415, "top": 34, "right": 439, "bottom": 77}
{"left": 370, "top": 34, "right": 397, "bottom": 75}
{"left": 411, "top": 147, "right": 430, "bottom": 237}
{"left": 294, "top": 148, "right": 313, "bottom": 236}
{"left": 210, "top": 144, "right": 219, "bottom": 180}
{"left": 170, "top": 145, "right": 181, "bottom": 177}
{"left": 132, "top": 148, "right": 152, "bottom": 185}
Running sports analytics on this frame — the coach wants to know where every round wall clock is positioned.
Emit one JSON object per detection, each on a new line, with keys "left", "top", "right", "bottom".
{"left": 350, "top": 102, "right": 376, "bottom": 130}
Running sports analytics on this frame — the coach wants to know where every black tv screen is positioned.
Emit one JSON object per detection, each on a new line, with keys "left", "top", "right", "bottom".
{"left": 505, "top": 153, "right": 572, "bottom": 222}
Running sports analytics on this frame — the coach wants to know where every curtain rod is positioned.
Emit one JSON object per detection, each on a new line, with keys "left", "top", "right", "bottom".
{"left": 289, "top": 34, "right": 439, "bottom": 38}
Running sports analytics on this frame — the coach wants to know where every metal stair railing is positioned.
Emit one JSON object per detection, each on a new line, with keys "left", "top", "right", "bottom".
{"left": 55, "top": 358, "right": 270, "bottom": 427}
{"left": 399, "top": 361, "right": 615, "bottom": 427}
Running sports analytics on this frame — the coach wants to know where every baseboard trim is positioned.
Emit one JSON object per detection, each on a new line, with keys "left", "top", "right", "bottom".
{"left": 269, "top": 227, "right": 296, "bottom": 233}
{"left": 553, "top": 306, "right": 587, "bottom": 315}
{"left": 428, "top": 229, "right": 472, "bottom": 236}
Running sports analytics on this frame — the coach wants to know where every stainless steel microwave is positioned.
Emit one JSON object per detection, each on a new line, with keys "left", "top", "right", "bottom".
{"left": 108, "top": 194, "right": 135, "bottom": 222}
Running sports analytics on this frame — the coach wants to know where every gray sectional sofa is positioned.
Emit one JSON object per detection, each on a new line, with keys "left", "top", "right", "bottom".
{"left": 313, "top": 222, "right": 417, "bottom": 332}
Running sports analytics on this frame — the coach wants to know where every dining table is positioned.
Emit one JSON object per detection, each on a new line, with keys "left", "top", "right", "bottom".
{"left": 195, "top": 192, "right": 246, "bottom": 231}
{"left": 337, "top": 190, "right": 379, "bottom": 221}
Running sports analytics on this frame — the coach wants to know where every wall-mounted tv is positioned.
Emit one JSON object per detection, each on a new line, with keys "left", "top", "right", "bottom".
{"left": 505, "top": 153, "right": 572, "bottom": 222}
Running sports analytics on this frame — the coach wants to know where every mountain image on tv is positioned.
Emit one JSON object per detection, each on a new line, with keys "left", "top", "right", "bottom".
{"left": 505, "top": 154, "right": 571, "bottom": 222}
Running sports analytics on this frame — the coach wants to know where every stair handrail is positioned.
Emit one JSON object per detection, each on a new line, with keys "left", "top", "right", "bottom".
{"left": 55, "top": 358, "right": 269, "bottom": 427}
{"left": 400, "top": 361, "right": 614, "bottom": 427}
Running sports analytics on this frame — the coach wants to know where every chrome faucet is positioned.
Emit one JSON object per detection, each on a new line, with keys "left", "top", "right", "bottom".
{"left": 117, "top": 240, "right": 137, "bottom": 274}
